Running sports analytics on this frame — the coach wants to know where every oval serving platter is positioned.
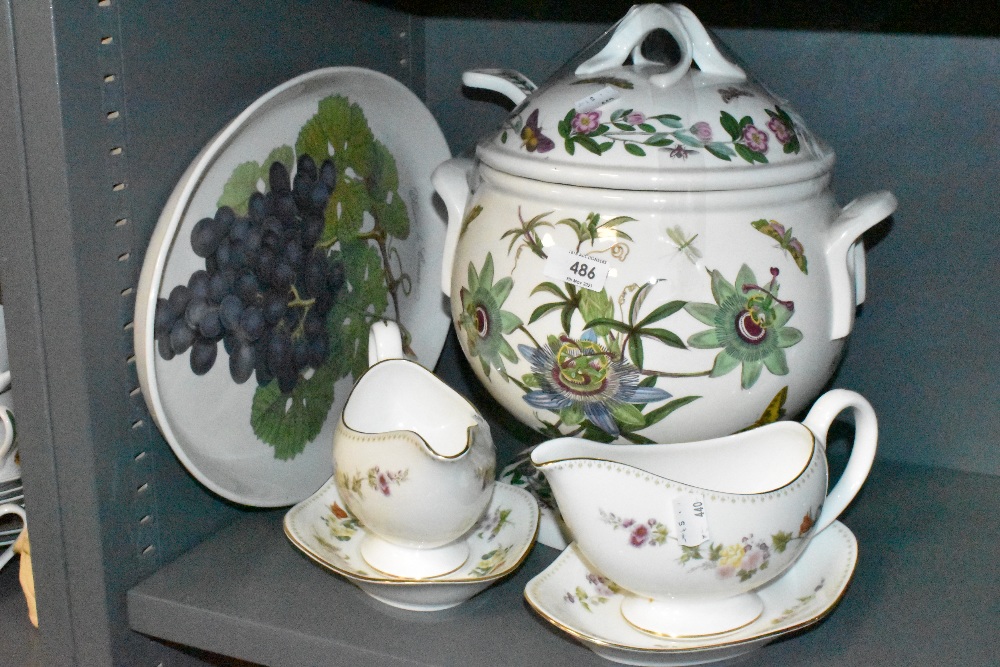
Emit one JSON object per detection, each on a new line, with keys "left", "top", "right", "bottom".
{"left": 135, "top": 67, "right": 451, "bottom": 507}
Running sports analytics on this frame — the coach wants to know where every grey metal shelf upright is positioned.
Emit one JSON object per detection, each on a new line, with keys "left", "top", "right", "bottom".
{"left": 0, "top": 1, "right": 425, "bottom": 664}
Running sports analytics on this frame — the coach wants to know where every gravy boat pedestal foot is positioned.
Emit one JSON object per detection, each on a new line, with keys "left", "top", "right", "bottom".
{"left": 620, "top": 592, "right": 763, "bottom": 638}
{"left": 360, "top": 534, "right": 470, "bottom": 579}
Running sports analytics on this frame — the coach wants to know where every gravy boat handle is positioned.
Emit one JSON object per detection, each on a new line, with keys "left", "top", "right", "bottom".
{"left": 368, "top": 320, "right": 405, "bottom": 366}
{"left": 803, "top": 389, "right": 878, "bottom": 533}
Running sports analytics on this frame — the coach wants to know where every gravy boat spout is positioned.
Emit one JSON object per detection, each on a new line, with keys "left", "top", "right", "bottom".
{"left": 530, "top": 389, "right": 877, "bottom": 638}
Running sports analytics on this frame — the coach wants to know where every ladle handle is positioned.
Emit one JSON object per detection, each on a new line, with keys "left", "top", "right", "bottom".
{"left": 462, "top": 69, "right": 538, "bottom": 106}
{"left": 803, "top": 389, "right": 879, "bottom": 534}
{"left": 574, "top": 3, "right": 744, "bottom": 88}
{"left": 368, "top": 320, "right": 405, "bottom": 367}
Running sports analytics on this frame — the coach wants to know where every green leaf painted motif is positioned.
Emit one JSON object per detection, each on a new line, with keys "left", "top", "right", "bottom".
{"left": 250, "top": 361, "right": 337, "bottom": 460}
{"left": 217, "top": 161, "right": 266, "bottom": 214}
{"left": 642, "top": 395, "right": 701, "bottom": 427}
{"left": 624, "top": 143, "right": 646, "bottom": 157}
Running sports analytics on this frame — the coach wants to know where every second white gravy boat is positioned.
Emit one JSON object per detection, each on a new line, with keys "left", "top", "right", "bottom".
{"left": 531, "top": 388, "right": 877, "bottom": 638}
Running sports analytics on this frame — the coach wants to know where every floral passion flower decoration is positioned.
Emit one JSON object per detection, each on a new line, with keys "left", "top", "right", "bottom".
{"left": 684, "top": 264, "right": 803, "bottom": 389}
{"left": 458, "top": 253, "right": 523, "bottom": 379}
{"left": 518, "top": 330, "right": 671, "bottom": 437}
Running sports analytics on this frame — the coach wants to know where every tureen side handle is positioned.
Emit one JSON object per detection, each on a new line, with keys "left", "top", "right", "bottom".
{"left": 574, "top": 4, "right": 744, "bottom": 88}
{"left": 431, "top": 157, "right": 475, "bottom": 298}
{"left": 825, "top": 190, "right": 898, "bottom": 339}
{"left": 802, "top": 389, "right": 878, "bottom": 534}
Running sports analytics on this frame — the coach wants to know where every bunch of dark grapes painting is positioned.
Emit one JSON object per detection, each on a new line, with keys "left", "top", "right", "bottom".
{"left": 153, "top": 95, "right": 413, "bottom": 460}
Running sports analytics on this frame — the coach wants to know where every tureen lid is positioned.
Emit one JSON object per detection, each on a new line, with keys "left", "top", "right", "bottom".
{"left": 468, "top": 4, "right": 835, "bottom": 191}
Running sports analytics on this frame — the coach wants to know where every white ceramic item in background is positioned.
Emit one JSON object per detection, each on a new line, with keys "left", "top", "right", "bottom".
{"left": 284, "top": 476, "right": 539, "bottom": 612}
{"left": 333, "top": 321, "right": 497, "bottom": 579}
{"left": 0, "top": 390, "right": 18, "bottom": 485}
{"left": 0, "top": 306, "right": 8, "bottom": 376}
{"left": 530, "top": 389, "right": 876, "bottom": 638}
{"left": 134, "top": 67, "right": 452, "bottom": 507}
{"left": 524, "top": 521, "right": 858, "bottom": 666}
{"left": 433, "top": 3, "right": 897, "bottom": 447}
{"left": 0, "top": 502, "right": 25, "bottom": 572}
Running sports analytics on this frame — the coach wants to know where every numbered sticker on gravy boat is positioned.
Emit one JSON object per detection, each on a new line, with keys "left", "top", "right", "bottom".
{"left": 543, "top": 247, "right": 610, "bottom": 292}
{"left": 673, "top": 494, "right": 711, "bottom": 547}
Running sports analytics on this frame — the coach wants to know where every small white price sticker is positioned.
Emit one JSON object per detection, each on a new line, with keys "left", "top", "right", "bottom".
{"left": 575, "top": 86, "right": 621, "bottom": 113}
{"left": 543, "top": 247, "right": 610, "bottom": 292}
{"left": 673, "top": 494, "right": 711, "bottom": 547}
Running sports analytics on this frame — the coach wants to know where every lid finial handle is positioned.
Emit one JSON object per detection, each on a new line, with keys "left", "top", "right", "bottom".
{"left": 575, "top": 4, "right": 745, "bottom": 88}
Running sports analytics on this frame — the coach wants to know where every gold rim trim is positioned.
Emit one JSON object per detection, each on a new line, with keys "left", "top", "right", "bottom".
{"left": 523, "top": 525, "right": 857, "bottom": 654}
{"left": 283, "top": 481, "right": 540, "bottom": 586}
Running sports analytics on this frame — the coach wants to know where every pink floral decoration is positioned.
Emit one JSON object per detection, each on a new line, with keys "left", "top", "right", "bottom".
{"left": 741, "top": 124, "right": 769, "bottom": 153}
{"left": 571, "top": 111, "right": 602, "bottom": 134}
{"left": 691, "top": 121, "right": 713, "bottom": 142}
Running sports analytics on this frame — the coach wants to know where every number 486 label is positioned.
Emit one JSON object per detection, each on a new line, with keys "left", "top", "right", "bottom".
{"left": 543, "top": 247, "right": 610, "bottom": 292}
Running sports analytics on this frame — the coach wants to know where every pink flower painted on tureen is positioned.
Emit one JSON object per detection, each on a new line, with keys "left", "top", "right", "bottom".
{"left": 625, "top": 111, "right": 646, "bottom": 124}
{"left": 571, "top": 111, "right": 602, "bottom": 134}
{"left": 691, "top": 121, "right": 713, "bottom": 142}
{"left": 741, "top": 124, "right": 769, "bottom": 153}
{"left": 767, "top": 116, "right": 793, "bottom": 145}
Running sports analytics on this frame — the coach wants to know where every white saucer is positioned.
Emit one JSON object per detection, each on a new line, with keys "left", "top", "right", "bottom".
{"left": 524, "top": 521, "right": 857, "bottom": 666}
{"left": 284, "top": 477, "right": 540, "bottom": 611}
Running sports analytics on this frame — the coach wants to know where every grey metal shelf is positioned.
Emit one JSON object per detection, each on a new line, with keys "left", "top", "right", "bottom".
{"left": 126, "top": 342, "right": 1000, "bottom": 666}
{"left": 0, "top": 0, "right": 996, "bottom": 665}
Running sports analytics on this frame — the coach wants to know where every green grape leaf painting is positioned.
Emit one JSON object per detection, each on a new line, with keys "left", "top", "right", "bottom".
{"left": 152, "top": 95, "right": 412, "bottom": 460}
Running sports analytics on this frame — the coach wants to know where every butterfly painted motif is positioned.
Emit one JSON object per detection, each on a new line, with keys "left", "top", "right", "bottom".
{"left": 718, "top": 86, "right": 753, "bottom": 104}
{"left": 751, "top": 219, "right": 808, "bottom": 274}
{"left": 520, "top": 109, "right": 555, "bottom": 153}
{"left": 666, "top": 225, "right": 702, "bottom": 263}
{"left": 737, "top": 386, "right": 788, "bottom": 432}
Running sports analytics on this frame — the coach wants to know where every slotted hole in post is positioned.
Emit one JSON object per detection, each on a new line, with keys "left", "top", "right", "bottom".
{"left": 104, "top": 74, "right": 115, "bottom": 84}
{"left": 131, "top": 419, "right": 143, "bottom": 430}
{"left": 110, "top": 146, "right": 122, "bottom": 156}
{"left": 142, "top": 545, "right": 155, "bottom": 557}
{"left": 126, "top": 353, "right": 136, "bottom": 365}
{"left": 121, "top": 286, "right": 133, "bottom": 297}
{"left": 98, "top": 0, "right": 112, "bottom": 7}
{"left": 117, "top": 251, "right": 130, "bottom": 262}
{"left": 129, "top": 386, "right": 141, "bottom": 398}
{"left": 115, "top": 218, "right": 128, "bottom": 227}
{"left": 134, "top": 451, "right": 146, "bottom": 462}
{"left": 123, "top": 320, "right": 133, "bottom": 333}
{"left": 112, "top": 182, "right": 125, "bottom": 191}
{"left": 100, "top": 36, "right": 113, "bottom": 45}
{"left": 137, "top": 482, "right": 149, "bottom": 494}
{"left": 106, "top": 110, "right": 120, "bottom": 120}
{"left": 139, "top": 515, "right": 152, "bottom": 526}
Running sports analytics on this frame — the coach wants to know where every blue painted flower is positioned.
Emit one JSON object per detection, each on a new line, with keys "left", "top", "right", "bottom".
{"left": 518, "top": 330, "right": 670, "bottom": 437}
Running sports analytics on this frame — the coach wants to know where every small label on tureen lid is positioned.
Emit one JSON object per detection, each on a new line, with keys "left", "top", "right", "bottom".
{"left": 543, "top": 247, "right": 610, "bottom": 292}
{"left": 574, "top": 86, "right": 621, "bottom": 113}
{"left": 673, "top": 493, "right": 710, "bottom": 547}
